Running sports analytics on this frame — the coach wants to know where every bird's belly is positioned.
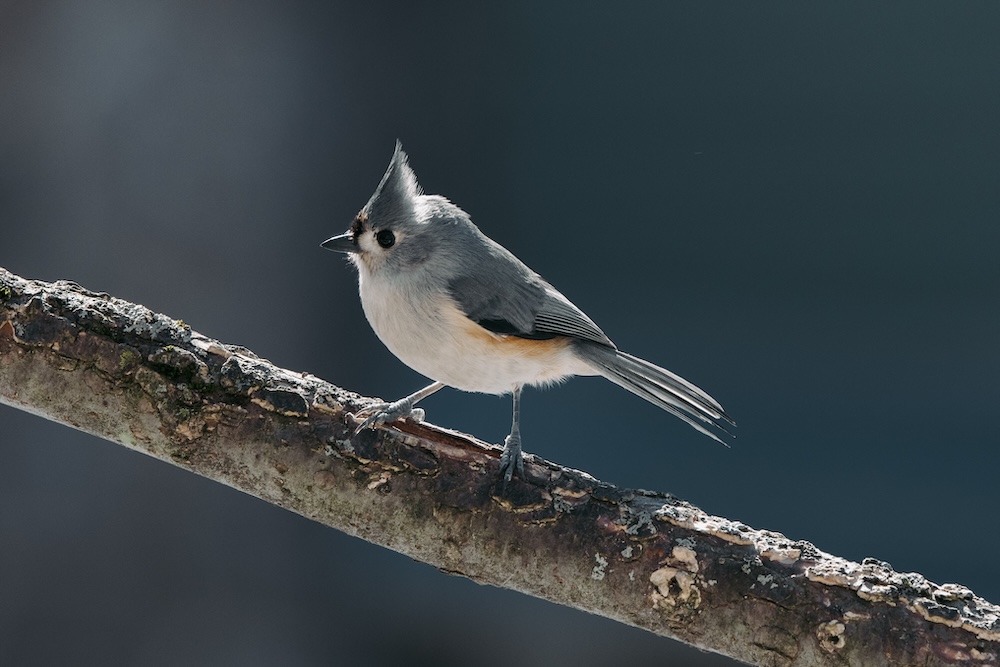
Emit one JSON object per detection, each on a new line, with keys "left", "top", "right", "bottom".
{"left": 360, "top": 282, "right": 591, "bottom": 394}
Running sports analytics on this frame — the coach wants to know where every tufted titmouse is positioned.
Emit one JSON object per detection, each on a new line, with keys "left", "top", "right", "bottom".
{"left": 322, "top": 142, "right": 733, "bottom": 483}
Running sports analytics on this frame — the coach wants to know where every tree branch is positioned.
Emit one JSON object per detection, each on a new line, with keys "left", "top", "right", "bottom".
{"left": 1, "top": 266, "right": 997, "bottom": 666}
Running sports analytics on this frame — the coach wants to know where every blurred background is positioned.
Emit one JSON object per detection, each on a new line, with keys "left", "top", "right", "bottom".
{"left": 1, "top": 2, "right": 998, "bottom": 665}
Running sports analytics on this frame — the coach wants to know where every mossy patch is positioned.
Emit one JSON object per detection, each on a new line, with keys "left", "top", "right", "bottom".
{"left": 119, "top": 349, "right": 140, "bottom": 372}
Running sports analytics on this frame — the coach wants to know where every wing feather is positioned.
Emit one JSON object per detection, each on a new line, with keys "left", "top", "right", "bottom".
{"left": 445, "top": 238, "right": 613, "bottom": 347}
{"left": 532, "top": 287, "right": 614, "bottom": 347}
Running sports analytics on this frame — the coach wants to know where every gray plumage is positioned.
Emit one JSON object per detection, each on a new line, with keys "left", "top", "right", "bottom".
{"left": 323, "top": 142, "right": 733, "bottom": 482}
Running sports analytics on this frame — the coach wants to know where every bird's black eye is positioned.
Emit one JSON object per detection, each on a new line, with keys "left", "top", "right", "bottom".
{"left": 375, "top": 229, "right": 395, "bottom": 248}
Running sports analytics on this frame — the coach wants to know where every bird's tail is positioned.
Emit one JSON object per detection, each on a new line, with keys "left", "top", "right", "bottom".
{"left": 575, "top": 343, "right": 735, "bottom": 445}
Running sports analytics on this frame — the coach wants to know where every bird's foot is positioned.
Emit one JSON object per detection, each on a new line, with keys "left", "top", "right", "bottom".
{"left": 499, "top": 432, "right": 525, "bottom": 488}
{"left": 353, "top": 398, "right": 425, "bottom": 435}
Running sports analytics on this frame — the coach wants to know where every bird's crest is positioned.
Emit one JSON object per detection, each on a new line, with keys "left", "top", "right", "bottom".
{"left": 361, "top": 141, "right": 423, "bottom": 227}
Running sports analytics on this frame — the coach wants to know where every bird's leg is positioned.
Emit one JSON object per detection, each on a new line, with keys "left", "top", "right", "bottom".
{"left": 499, "top": 385, "right": 525, "bottom": 485}
{"left": 354, "top": 381, "right": 445, "bottom": 434}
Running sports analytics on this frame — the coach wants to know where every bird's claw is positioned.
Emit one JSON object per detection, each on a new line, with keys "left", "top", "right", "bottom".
{"left": 499, "top": 433, "right": 524, "bottom": 488}
{"left": 352, "top": 399, "right": 424, "bottom": 435}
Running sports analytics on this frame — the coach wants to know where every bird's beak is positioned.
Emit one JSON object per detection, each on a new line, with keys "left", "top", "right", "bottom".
{"left": 321, "top": 233, "right": 357, "bottom": 254}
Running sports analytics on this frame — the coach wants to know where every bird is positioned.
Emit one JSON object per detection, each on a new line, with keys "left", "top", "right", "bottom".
{"left": 322, "top": 142, "right": 733, "bottom": 484}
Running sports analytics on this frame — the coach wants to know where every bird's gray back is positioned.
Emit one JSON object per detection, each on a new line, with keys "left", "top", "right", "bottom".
{"left": 427, "top": 201, "right": 613, "bottom": 348}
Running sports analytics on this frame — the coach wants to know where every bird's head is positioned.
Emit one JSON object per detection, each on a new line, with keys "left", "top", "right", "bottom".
{"left": 322, "top": 141, "right": 449, "bottom": 278}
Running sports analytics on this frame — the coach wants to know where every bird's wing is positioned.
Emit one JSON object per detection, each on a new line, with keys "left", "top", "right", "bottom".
{"left": 532, "top": 285, "right": 615, "bottom": 347}
{"left": 446, "top": 241, "right": 614, "bottom": 347}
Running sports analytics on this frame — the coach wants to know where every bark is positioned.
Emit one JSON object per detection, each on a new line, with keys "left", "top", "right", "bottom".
{"left": 1, "top": 265, "right": 998, "bottom": 666}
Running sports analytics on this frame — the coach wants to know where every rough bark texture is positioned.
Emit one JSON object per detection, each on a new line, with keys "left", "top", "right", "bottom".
{"left": 1, "top": 266, "right": 998, "bottom": 666}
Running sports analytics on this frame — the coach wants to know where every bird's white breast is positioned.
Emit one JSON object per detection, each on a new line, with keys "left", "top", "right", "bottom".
{"left": 357, "top": 271, "right": 592, "bottom": 394}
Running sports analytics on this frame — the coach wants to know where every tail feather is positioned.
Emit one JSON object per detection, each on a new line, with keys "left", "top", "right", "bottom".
{"left": 575, "top": 343, "right": 734, "bottom": 444}
{"left": 614, "top": 351, "right": 735, "bottom": 426}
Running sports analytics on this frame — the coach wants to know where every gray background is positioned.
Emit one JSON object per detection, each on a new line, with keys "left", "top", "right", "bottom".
{"left": 2, "top": 2, "right": 998, "bottom": 665}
